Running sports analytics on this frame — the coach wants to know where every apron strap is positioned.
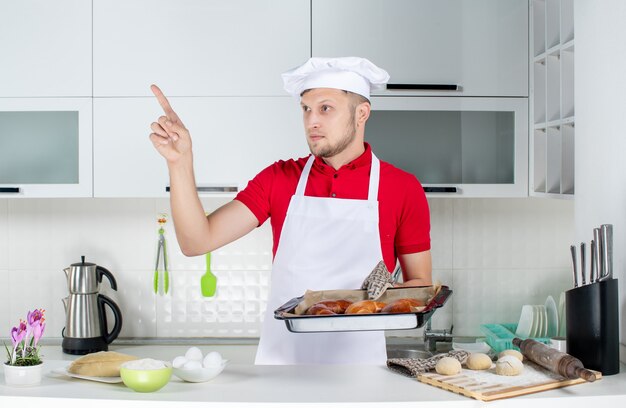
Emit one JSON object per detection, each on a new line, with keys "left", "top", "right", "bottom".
{"left": 294, "top": 155, "right": 315, "bottom": 196}
{"left": 368, "top": 153, "right": 380, "bottom": 202}
{"left": 295, "top": 152, "right": 381, "bottom": 200}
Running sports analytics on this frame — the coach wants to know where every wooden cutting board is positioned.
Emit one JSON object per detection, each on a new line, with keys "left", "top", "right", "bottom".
{"left": 417, "top": 361, "right": 601, "bottom": 401}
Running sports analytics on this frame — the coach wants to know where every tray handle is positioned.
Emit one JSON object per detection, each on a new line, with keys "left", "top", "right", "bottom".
{"left": 424, "top": 286, "right": 452, "bottom": 312}
{"left": 274, "top": 296, "right": 304, "bottom": 320}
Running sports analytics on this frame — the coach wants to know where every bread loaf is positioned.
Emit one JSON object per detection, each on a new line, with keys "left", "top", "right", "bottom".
{"left": 305, "top": 299, "right": 352, "bottom": 315}
{"left": 68, "top": 351, "right": 138, "bottom": 377}
{"left": 380, "top": 298, "right": 425, "bottom": 313}
{"left": 344, "top": 300, "right": 386, "bottom": 314}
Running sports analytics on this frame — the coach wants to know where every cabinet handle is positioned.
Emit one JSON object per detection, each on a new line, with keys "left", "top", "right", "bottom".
{"left": 386, "top": 84, "right": 459, "bottom": 91}
{"left": 0, "top": 187, "right": 20, "bottom": 193}
{"left": 166, "top": 186, "right": 238, "bottom": 193}
{"left": 423, "top": 187, "right": 458, "bottom": 193}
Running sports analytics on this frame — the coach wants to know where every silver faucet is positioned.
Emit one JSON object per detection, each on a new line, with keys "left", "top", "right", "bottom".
{"left": 423, "top": 318, "right": 454, "bottom": 352}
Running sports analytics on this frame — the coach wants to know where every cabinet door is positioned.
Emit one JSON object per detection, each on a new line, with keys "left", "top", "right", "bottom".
{"left": 367, "top": 97, "right": 528, "bottom": 197}
{"left": 94, "top": 97, "right": 309, "bottom": 197}
{"left": 93, "top": 0, "right": 310, "bottom": 97}
{"left": 0, "top": 98, "right": 93, "bottom": 197}
{"left": 0, "top": 0, "right": 91, "bottom": 97}
{"left": 313, "top": 0, "right": 528, "bottom": 97}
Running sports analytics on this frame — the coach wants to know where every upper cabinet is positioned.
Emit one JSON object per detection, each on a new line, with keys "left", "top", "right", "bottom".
{"left": 0, "top": 98, "right": 93, "bottom": 197}
{"left": 93, "top": 0, "right": 310, "bottom": 97}
{"left": 94, "top": 97, "right": 309, "bottom": 197}
{"left": 312, "top": 0, "right": 528, "bottom": 97}
{"left": 0, "top": 0, "right": 91, "bottom": 97}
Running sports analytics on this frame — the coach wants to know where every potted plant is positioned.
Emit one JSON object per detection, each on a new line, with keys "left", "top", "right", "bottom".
{"left": 3, "top": 309, "right": 46, "bottom": 386}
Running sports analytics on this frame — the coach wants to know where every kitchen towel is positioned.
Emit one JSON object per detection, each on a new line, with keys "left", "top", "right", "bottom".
{"left": 387, "top": 350, "right": 470, "bottom": 377}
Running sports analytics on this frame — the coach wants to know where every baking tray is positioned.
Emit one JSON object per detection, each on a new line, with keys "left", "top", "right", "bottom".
{"left": 274, "top": 286, "right": 451, "bottom": 333}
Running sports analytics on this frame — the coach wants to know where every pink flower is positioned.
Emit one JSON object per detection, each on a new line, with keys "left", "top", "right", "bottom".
{"left": 10, "top": 320, "right": 27, "bottom": 348}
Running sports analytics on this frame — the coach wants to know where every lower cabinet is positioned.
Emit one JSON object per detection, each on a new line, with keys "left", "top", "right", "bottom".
{"left": 93, "top": 97, "right": 309, "bottom": 197}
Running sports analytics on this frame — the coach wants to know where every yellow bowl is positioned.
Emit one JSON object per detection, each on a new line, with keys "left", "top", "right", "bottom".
{"left": 120, "top": 362, "right": 172, "bottom": 393}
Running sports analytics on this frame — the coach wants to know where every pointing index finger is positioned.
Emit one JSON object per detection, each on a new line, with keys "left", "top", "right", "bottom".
{"left": 150, "top": 84, "right": 182, "bottom": 124}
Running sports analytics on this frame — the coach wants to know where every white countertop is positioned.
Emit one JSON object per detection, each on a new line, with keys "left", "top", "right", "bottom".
{"left": 1, "top": 344, "right": 625, "bottom": 408}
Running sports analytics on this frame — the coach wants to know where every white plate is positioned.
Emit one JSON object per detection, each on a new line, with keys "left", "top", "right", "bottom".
{"left": 545, "top": 295, "right": 558, "bottom": 338}
{"left": 530, "top": 305, "right": 540, "bottom": 338}
{"left": 537, "top": 305, "right": 547, "bottom": 338}
{"left": 515, "top": 305, "right": 533, "bottom": 338}
{"left": 51, "top": 366, "right": 123, "bottom": 383}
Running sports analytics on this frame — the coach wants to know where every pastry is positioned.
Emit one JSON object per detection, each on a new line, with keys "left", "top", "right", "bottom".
{"left": 380, "top": 298, "right": 425, "bottom": 313}
{"left": 344, "top": 300, "right": 386, "bottom": 314}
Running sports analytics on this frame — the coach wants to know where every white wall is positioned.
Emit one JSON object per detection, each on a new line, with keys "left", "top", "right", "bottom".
{"left": 0, "top": 197, "right": 574, "bottom": 340}
{"left": 575, "top": 0, "right": 626, "bottom": 358}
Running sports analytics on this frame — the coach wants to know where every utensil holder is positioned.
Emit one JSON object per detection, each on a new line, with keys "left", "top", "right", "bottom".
{"left": 565, "top": 278, "right": 620, "bottom": 375}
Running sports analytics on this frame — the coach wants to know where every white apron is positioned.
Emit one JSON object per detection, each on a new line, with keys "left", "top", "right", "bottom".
{"left": 255, "top": 152, "right": 387, "bottom": 365}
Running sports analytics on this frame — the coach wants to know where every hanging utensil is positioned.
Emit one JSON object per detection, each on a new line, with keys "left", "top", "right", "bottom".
{"left": 201, "top": 251, "right": 217, "bottom": 297}
{"left": 570, "top": 245, "right": 578, "bottom": 288}
{"left": 154, "top": 215, "right": 169, "bottom": 295}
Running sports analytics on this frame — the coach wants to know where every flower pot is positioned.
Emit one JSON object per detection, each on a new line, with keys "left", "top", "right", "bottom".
{"left": 3, "top": 362, "right": 43, "bottom": 386}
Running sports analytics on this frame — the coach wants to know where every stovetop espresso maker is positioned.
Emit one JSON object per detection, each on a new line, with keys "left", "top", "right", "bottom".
{"left": 62, "top": 256, "right": 123, "bottom": 355}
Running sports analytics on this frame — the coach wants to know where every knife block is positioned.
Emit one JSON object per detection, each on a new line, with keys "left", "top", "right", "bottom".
{"left": 565, "top": 278, "right": 620, "bottom": 375}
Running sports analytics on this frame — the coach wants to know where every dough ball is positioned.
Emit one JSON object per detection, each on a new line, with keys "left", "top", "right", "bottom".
{"left": 496, "top": 355, "right": 524, "bottom": 376}
{"left": 185, "top": 347, "right": 204, "bottom": 361}
{"left": 203, "top": 351, "right": 223, "bottom": 367}
{"left": 172, "top": 356, "right": 188, "bottom": 368}
{"left": 498, "top": 349, "right": 524, "bottom": 362}
{"left": 435, "top": 357, "right": 462, "bottom": 376}
{"left": 466, "top": 353, "right": 492, "bottom": 370}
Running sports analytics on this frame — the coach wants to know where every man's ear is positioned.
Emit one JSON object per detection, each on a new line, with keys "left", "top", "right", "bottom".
{"left": 356, "top": 102, "right": 371, "bottom": 127}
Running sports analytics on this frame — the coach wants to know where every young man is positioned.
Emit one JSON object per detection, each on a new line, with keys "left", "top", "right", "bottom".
{"left": 149, "top": 57, "right": 431, "bottom": 365}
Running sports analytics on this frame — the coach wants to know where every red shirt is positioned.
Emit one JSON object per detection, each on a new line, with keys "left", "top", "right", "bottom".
{"left": 235, "top": 143, "right": 431, "bottom": 271}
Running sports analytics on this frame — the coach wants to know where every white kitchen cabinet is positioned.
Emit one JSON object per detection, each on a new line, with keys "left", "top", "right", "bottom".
{"left": 0, "top": 0, "right": 91, "bottom": 97}
{"left": 530, "top": 0, "right": 575, "bottom": 198}
{"left": 367, "top": 97, "right": 528, "bottom": 197}
{"left": 312, "top": 0, "right": 528, "bottom": 97}
{"left": 0, "top": 98, "right": 93, "bottom": 197}
{"left": 94, "top": 97, "right": 309, "bottom": 197}
{"left": 93, "top": 0, "right": 310, "bottom": 97}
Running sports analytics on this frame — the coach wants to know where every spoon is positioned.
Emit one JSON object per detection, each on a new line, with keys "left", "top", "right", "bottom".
{"left": 201, "top": 251, "right": 217, "bottom": 297}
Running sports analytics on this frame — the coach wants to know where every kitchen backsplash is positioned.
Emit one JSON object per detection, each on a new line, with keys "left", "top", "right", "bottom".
{"left": 0, "top": 197, "right": 574, "bottom": 339}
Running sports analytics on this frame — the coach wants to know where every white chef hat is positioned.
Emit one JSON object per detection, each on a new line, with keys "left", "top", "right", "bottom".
{"left": 281, "top": 57, "right": 390, "bottom": 100}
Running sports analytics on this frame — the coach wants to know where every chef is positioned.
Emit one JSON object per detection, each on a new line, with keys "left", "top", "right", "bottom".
{"left": 149, "top": 57, "right": 432, "bottom": 365}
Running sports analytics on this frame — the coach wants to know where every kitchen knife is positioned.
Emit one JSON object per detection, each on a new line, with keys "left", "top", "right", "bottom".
{"left": 594, "top": 227, "right": 603, "bottom": 282}
{"left": 570, "top": 245, "right": 578, "bottom": 288}
{"left": 580, "top": 242, "right": 586, "bottom": 285}
{"left": 600, "top": 224, "right": 613, "bottom": 280}
{"left": 590, "top": 239, "right": 597, "bottom": 283}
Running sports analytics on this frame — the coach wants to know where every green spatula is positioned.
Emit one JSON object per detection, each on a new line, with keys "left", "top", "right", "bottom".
{"left": 201, "top": 251, "right": 217, "bottom": 297}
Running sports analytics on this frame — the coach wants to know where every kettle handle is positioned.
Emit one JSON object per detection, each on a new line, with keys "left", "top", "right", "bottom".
{"left": 98, "top": 294, "right": 123, "bottom": 344}
{"left": 97, "top": 266, "right": 118, "bottom": 291}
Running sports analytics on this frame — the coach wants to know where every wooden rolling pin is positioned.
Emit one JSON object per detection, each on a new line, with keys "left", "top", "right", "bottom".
{"left": 512, "top": 338, "right": 596, "bottom": 382}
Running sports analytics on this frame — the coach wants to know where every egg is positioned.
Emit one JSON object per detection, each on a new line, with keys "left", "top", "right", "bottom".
{"left": 184, "top": 346, "right": 204, "bottom": 361}
{"left": 183, "top": 360, "right": 203, "bottom": 370}
{"left": 203, "top": 351, "right": 223, "bottom": 367}
{"left": 172, "top": 355, "right": 188, "bottom": 368}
